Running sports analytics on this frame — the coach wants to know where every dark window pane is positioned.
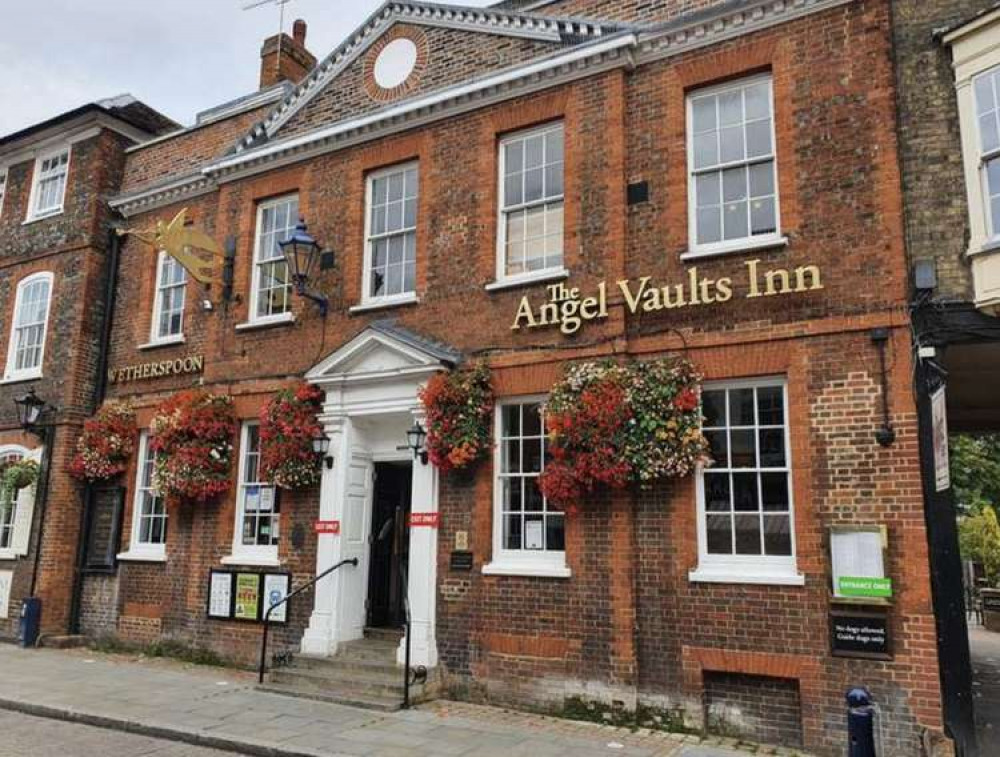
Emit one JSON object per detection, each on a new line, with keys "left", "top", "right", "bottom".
{"left": 503, "top": 441, "right": 521, "bottom": 474}
{"left": 759, "top": 429, "right": 786, "bottom": 468}
{"left": 524, "top": 479, "right": 544, "bottom": 512}
{"left": 730, "top": 429, "right": 756, "bottom": 467}
{"left": 734, "top": 514, "right": 762, "bottom": 555}
{"left": 546, "top": 515, "right": 565, "bottom": 551}
{"left": 761, "top": 473, "right": 789, "bottom": 511}
{"left": 523, "top": 404, "right": 543, "bottom": 437}
{"left": 523, "top": 439, "right": 542, "bottom": 473}
{"left": 505, "top": 514, "right": 522, "bottom": 550}
{"left": 732, "top": 473, "right": 759, "bottom": 512}
{"left": 757, "top": 386, "right": 784, "bottom": 425}
{"left": 702, "top": 390, "right": 726, "bottom": 427}
{"left": 764, "top": 515, "right": 792, "bottom": 556}
{"left": 503, "top": 478, "right": 522, "bottom": 511}
{"left": 705, "top": 430, "right": 728, "bottom": 467}
{"left": 502, "top": 405, "right": 520, "bottom": 437}
{"left": 707, "top": 514, "right": 732, "bottom": 555}
{"left": 705, "top": 473, "right": 731, "bottom": 512}
{"left": 729, "top": 388, "right": 754, "bottom": 425}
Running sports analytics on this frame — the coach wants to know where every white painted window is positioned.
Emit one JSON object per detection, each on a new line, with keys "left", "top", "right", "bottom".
{"left": 687, "top": 75, "right": 781, "bottom": 256}
{"left": 4, "top": 272, "right": 53, "bottom": 381}
{"left": 121, "top": 432, "right": 167, "bottom": 561}
{"left": 974, "top": 66, "right": 1000, "bottom": 240}
{"left": 364, "top": 162, "right": 418, "bottom": 303}
{"left": 151, "top": 251, "right": 187, "bottom": 342}
{"left": 484, "top": 399, "right": 568, "bottom": 578}
{"left": 0, "top": 448, "right": 25, "bottom": 552}
{"left": 497, "top": 123, "right": 564, "bottom": 282}
{"left": 27, "top": 147, "right": 69, "bottom": 221}
{"left": 226, "top": 423, "right": 279, "bottom": 565}
{"left": 251, "top": 194, "right": 298, "bottom": 322}
{"left": 691, "top": 378, "right": 801, "bottom": 585}
{"left": 0, "top": 168, "right": 7, "bottom": 219}
{"left": 0, "top": 446, "right": 41, "bottom": 560}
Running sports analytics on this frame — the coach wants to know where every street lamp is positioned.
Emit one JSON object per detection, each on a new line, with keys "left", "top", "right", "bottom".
{"left": 406, "top": 422, "right": 428, "bottom": 465}
{"left": 279, "top": 218, "right": 330, "bottom": 317}
{"left": 312, "top": 431, "right": 333, "bottom": 470}
{"left": 14, "top": 389, "right": 47, "bottom": 431}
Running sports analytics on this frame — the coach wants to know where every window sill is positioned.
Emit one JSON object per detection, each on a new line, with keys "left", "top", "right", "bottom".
{"left": 221, "top": 553, "right": 281, "bottom": 568}
{"left": 680, "top": 235, "right": 789, "bottom": 262}
{"left": 235, "top": 313, "right": 295, "bottom": 332}
{"left": 482, "top": 560, "right": 571, "bottom": 579}
{"left": 22, "top": 210, "right": 63, "bottom": 226}
{"left": 1, "top": 371, "right": 42, "bottom": 385}
{"left": 485, "top": 268, "right": 569, "bottom": 292}
{"left": 138, "top": 336, "right": 186, "bottom": 351}
{"left": 688, "top": 566, "right": 804, "bottom": 586}
{"left": 349, "top": 293, "right": 419, "bottom": 314}
{"left": 116, "top": 550, "right": 167, "bottom": 563}
{"left": 0, "top": 550, "right": 21, "bottom": 561}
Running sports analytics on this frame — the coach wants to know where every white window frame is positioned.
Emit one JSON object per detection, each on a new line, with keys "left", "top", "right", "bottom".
{"left": 25, "top": 146, "right": 70, "bottom": 222}
{"left": 684, "top": 74, "right": 785, "bottom": 260}
{"left": 149, "top": 250, "right": 187, "bottom": 345}
{"left": 4, "top": 271, "right": 53, "bottom": 383}
{"left": 249, "top": 194, "right": 298, "bottom": 326}
{"left": 972, "top": 65, "right": 1000, "bottom": 244}
{"left": 118, "top": 432, "right": 167, "bottom": 562}
{"left": 0, "top": 167, "right": 7, "bottom": 219}
{"left": 0, "top": 445, "right": 30, "bottom": 560}
{"left": 494, "top": 122, "right": 567, "bottom": 287}
{"left": 361, "top": 161, "right": 419, "bottom": 308}
{"left": 223, "top": 422, "right": 280, "bottom": 566}
{"left": 483, "top": 396, "right": 569, "bottom": 578}
{"left": 689, "top": 377, "right": 803, "bottom": 586}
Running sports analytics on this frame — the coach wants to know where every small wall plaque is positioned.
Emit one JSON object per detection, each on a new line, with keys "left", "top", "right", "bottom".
{"left": 450, "top": 551, "right": 473, "bottom": 572}
{"left": 830, "top": 610, "right": 891, "bottom": 660}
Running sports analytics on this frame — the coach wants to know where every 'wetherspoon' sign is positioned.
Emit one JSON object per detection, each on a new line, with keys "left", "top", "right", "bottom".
{"left": 108, "top": 355, "right": 205, "bottom": 384}
{"left": 511, "top": 259, "right": 824, "bottom": 335}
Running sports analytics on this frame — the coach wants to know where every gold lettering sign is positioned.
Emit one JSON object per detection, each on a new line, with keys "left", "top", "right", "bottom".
{"left": 108, "top": 355, "right": 205, "bottom": 384}
{"left": 512, "top": 260, "right": 823, "bottom": 335}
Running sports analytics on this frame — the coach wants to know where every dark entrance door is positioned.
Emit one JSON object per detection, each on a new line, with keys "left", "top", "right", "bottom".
{"left": 367, "top": 461, "right": 411, "bottom": 628}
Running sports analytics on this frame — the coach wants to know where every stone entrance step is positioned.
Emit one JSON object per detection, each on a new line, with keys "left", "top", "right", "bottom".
{"left": 261, "top": 627, "right": 433, "bottom": 711}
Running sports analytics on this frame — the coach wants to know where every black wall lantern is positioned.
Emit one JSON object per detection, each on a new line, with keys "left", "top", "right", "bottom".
{"left": 14, "top": 389, "right": 48, "bottom": 431}
{"left": 312, "top": 431, "right": 333, "bottom": 470}
{"left": 279, "top": 218, "right": 330, "bottom": 317}
{"left": 406, "top": 422, "right": 428, "bottom": 465}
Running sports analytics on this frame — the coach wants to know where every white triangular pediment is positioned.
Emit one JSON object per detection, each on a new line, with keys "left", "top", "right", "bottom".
{"left": 306, "top": 326, "right": 449, "bottom": 384}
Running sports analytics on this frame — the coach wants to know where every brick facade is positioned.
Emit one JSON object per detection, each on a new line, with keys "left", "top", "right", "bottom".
{"left": 56, "top": 1, "right": 949, "bottom": 754}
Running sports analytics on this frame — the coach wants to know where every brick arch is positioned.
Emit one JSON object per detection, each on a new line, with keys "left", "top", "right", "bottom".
{"left": 363, "top": 25, "right": 430, "bottom": 103}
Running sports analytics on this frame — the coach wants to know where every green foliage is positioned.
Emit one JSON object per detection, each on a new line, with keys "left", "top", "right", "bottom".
{"left": 959, "top": 506, "right": 1000, "bottom": 586}
{"left": 90, "top": 634, "right": 228, "bottom": 667}
{"left": 950, "top": 434, "right": 1000, "bottom": 514}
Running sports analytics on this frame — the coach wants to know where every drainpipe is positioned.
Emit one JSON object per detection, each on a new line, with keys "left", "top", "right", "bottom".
{"left": 67, "top": 224, "right": 123, "bottom": 634}
{"left": 27, "top": 423, "right": 56, "bottom": 601}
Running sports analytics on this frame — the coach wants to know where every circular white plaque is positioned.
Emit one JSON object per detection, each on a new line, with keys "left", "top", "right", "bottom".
{"left": 373, "top": 38, "right": 418, "bottom": 90}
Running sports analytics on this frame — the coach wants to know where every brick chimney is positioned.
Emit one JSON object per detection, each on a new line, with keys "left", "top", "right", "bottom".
{"left": 260, "top": 19, "right": 317, "bottom": 89}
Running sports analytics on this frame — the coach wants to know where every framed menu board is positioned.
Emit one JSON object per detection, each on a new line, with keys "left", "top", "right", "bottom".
{"left": 206, "top": 570, "right": 290, "bottom": 624}
{"left": 207, "top": 570, "right": 233, "bottom": 619}
{"left": 233, "top": 573, "right": 262, "bottom": 621}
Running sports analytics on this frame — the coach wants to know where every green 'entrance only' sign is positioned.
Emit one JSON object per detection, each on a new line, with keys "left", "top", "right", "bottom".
{"left": 838, "top": 576, "right": 893, "bottom": 598}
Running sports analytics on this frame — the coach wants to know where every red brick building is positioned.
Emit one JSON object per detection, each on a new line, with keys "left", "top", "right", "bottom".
{"left": 0, "top": 97, "right": 175, "bottom": 639}
{"left": 68, "top": 0, "right": 945, "bottom": 753}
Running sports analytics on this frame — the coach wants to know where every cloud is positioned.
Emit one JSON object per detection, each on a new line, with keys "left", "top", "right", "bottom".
{"left": 0, "top": 0, "right": 494, "bottom": 135}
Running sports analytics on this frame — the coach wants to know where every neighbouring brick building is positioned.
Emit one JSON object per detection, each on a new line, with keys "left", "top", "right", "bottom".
{"left": 892, "top": 2, "right": 1000, "bottom": 754}
{"left": 0, "top": 97, "right": 176, "bottom": 639}
{"left": 57, "top": 0, "right": 949, "bottom": 753}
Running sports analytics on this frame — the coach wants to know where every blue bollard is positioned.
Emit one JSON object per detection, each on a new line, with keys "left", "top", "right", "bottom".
{"left": 847, "top": 687, "right": 877, "bottom": 757}
{"left": 18, "top": 597, "right": 41, "bottom": 648}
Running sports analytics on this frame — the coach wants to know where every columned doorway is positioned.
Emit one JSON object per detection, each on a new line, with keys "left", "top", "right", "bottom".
{"left": 298, "top": 323, "right": 458, "bottom": 669}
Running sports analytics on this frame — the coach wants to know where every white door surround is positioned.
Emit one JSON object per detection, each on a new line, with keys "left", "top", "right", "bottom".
{"left": 300, "top": 324, "right": 455, "bottom": 668}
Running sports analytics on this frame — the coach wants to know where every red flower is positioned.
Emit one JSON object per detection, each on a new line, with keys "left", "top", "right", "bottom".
{"left": 673, "top": 387, "right": 699, "bottom": 412}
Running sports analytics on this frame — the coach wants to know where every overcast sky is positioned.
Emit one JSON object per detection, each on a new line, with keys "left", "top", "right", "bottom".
{"left": 0, "top": 0, "right": 494, "bottom": 135}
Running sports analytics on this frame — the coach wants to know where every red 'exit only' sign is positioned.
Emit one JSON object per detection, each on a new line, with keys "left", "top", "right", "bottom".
{"left": 314, "top": 520, "right": 340, "bottom": 534}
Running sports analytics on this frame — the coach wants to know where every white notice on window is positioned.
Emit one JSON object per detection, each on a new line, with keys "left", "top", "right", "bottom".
{"left": 259, "top": 487, "right": 274, "bottom": 513}
{"left": 0, "top": 570, "right": 11, "bottom": 619}
{"left": 831, "top": 529, "right": 885, "bottom": 599}
{"left": 525, "top": 521, "right": 544, "bottom": 550}
{"left": 208, "top": 572, "right": 232, "bottom": 619}
{"left": 245, "top": 485, "right": 260, "bottom": 511}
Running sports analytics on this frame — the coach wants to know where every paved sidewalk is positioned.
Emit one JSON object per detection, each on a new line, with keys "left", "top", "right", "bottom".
{"left": 0, "top": 644, "right": 799, "bottom": 757}
{"left": 970, "top": 623, "right": 1000, "bottom": 753}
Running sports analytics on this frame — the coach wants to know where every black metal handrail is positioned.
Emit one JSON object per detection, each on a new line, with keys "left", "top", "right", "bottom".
{"left": 401, "top": 562, "right": 412, "bottom": 708}
{"left": 258, "top": 557, "right": 358, "bottom": 684}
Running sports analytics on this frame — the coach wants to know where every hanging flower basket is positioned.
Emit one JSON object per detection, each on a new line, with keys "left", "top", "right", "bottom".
{"left": 259, "top": 382, "right": 324, "bottom": 489}
{"left": 150, "top": 390, "right": 236, "bottom": 502}
{"left": 538, "top": 358, "right": 709, "bottom": 509}
{"left": 69, "top": 402, "right": 137, "bottom": 482}
{"left": 419, "top": 362, "right": 494, "bottom": 473}
{"left": 1, "top": 459, "right": 39, "bottom": 497}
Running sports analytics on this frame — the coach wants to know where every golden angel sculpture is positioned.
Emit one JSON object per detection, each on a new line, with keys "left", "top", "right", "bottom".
{"left": 119, "top": 208, "right": 222, "bottom": 285}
